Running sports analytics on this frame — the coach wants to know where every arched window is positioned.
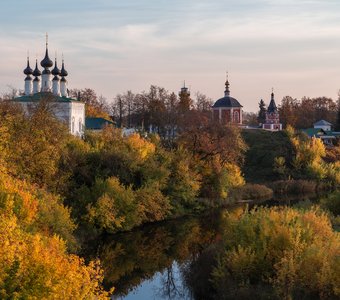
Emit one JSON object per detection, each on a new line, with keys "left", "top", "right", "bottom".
{"left": 233, "top": 111, "right": 239, "bottom": 123}
{"left": 71, "top": 117, "right": 75, "bottom": 133}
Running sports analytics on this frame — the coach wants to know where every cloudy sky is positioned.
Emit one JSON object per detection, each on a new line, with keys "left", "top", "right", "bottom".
{"left": 1, "top": 0, "right": 340, "bottom": 111}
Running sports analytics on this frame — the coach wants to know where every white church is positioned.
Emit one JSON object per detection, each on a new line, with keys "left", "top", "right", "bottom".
{"left": 15, "top": 37, "right": 85, "bottom": 137}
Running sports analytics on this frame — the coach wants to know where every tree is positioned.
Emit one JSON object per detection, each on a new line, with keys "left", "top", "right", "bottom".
{"left": 70, "top": 88, "right": 110, "bottom": 119}
{"left": 279, "top": 96, "right": 299, "bottom": 128}
{"left": 257, "top": 99, "right": 266, "bottom": 124}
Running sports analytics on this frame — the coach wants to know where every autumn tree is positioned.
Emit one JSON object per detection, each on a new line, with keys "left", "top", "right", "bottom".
{"left": 70, "top": 88, "right": 110, "bottom": 119}
{"left": 278, "top": 96, "right": 299, "bottom": 128}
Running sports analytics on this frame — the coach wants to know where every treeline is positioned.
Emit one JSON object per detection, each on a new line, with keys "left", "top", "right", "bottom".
{"left": 70, "top": 85, "right": 213, "bottom": 139}
{"left": 277, "top": 96, "right": 340, "bottom": 129}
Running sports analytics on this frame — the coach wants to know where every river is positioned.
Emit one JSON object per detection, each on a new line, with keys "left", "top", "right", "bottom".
{"left": 81, "top": 192, "right": 335, "bottom": 300}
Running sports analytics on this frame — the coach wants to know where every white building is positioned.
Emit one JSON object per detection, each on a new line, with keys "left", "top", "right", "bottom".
{"left": 313, "top": 120, "right": 332, "bottom": 132}
{"left": 16, "top": 37, "right": 85, "bottom": 137}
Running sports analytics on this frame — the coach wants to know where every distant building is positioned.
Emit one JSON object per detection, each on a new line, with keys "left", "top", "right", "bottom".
{"left": 14, "top": 36, "right": 85, "bottom": 137}
{"left": 313, "top": 120, "right": 332, "bottom": 131}
{"left": 301, "top": 120, "right": 340, "bottom": 146}
{"left": 262, "top": 91, "right": 282, "bottom": 131}
{"left": 212, "top": 78, "right": 243, "bottom": 125}
{"left": 85, "top": 117, "right": 115, "bottom": 131}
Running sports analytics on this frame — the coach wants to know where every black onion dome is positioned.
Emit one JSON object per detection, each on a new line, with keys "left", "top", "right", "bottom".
{"left": 32, "top": 60, "right": 42, "bottom": 77}
{"left": 40, "top": 48, "right": 53, "bottom": 68}
{"left": 212, "top": 96, "right": 243, "bottom": 108}
{"left": 60, "top": 61, "right": 68, "bottom": 77}
{"left": 267, "top": 92, "right": 278, "bottom": 113}
{"left": 23, "top": 59, "right": 33, "bottom": 75}
{"left": 52, "top": 59, "right": 60, "bottom": 75}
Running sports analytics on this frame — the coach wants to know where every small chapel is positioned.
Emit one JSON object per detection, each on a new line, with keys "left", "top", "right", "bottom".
{"left": 212, "top": 78, "right": 243, "bottom": 124}
{"left": 262, "top": 90, "right": 282, "bottom": 131}
{"left": 15, "top": 36, "right": 85, "bottom": 137}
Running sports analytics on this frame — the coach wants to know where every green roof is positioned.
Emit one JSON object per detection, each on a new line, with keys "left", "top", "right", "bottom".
{"left": 301, "top": 128, "right": 326, "bottom": 137}
{"left": 85, "top": 117, "right": 115, "bottom": 130}
{"left": 14, "top": 92, "right": 82, "bottom": 103}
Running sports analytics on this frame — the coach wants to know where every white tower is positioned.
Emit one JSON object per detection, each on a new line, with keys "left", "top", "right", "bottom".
{"left": 32, "top": 59, "right": 41, "bottom": 94}
{"left": 40, "top": 34, "right": 53, "bottom": 92}
{"left": 52, "top": 58, "right": 61, "bottom": 96}
{"left": 60, "top": 58, "right": 68, "bottom": 97}
{"left": 23, "top": 57, "right": 33, "bottom": 95}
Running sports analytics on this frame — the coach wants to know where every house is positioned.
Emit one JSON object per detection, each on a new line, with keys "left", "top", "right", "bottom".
{"left": 313, "top": 120, "right": 332, "bottom": 131}
{"left": 301, "top": 121, "right": 340, "bottom": 146}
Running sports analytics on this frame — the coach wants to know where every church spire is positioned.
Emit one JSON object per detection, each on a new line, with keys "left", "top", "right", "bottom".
{"left": 224, "top": 72, "right": 230, "bottom": 96}
{"left": 267, "top": 88, "right": 278, "bottom": 113}
{"left": 40, "top": 33, "right": 53, "bottom": 68}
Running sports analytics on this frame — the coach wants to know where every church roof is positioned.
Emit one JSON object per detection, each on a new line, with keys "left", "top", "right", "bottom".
{"left": 267, "top": 92, "right": 278, "bottom": 113}
{"left": 314, "top": 120, "right": 332, "bottom": 126}
{"left": 14, "top": 92, "right": 82, "bottom": 103}
{"left": 85, "top": 117, "right": 115, "bottom": 130}
{"left": 212, "top": 96, "right": 243, "bottom": 108}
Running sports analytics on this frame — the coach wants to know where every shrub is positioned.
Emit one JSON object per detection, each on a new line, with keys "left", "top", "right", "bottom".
{"left": 272, "top": 180, "right": 317, "bottom": 194}
{"left": 211, "top": 207, "right": 340, "bottom": 299}
{"left": 232, "top": 183, "right": 273, "bottom": 201}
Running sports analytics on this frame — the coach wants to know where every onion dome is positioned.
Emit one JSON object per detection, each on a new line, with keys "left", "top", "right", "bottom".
{"left": 32, "top": 59, "right": 42, "bottom": 77}
{"left": 25, "top": 75, "right": 32, "bottom": 81}
{"left": 52, "top": 58, "right": 60, "bottom": 76}
{"left": 40, "top": 48, "right": 53, "bottom": 68}
{"left": 60, "top": 60, "right": 68, "bottom": 77}
{"left": 267, "top": 91, "right": 278, "bottom": 113}
{"left": 23, "top": 58, "right": 33, "bottom": 75}
{"left": 60, "top": 77, "right": 67, "bottom": 82}
{"left": 212, "top": 78, "right": 243, "bottom": 108}
{"left": 33, "top": 77, "right": 40, "bottom": 82}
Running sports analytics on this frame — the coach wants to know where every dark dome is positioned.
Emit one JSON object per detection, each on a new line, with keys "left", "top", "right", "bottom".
{"left": 212, "top": 96, "right": 243, "bottom": 108}
{"left": 33, "top": 60, "right": 42, "bottom": 77}
{"left": 23, "top": 60, "right": 33, "bottom": 75}
{"left": 41, "top": 49, "right": 53, "bottom": 68}
{"left": 52, "top": 59, "right": 60, "bottom": 75}
{"left": 60, "top": 61, "right": 68, "bottom": 77}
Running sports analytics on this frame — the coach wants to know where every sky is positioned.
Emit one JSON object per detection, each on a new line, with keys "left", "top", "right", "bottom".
{"left": 1, "top": 0, "right": 340, "bottom": 112}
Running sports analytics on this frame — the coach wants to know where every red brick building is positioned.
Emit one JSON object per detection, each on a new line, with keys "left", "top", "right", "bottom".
{"left": 212, "top": 79, "right": 243, "bottom": 125}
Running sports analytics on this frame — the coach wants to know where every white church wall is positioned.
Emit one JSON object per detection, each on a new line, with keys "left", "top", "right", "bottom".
{"left": 19, "top": 101, "right": 85, "bottom": 137}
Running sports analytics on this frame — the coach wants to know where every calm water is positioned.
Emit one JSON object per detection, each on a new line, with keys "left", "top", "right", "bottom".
{"left": 82, "top": 193, "right": 332, "bottom": 300}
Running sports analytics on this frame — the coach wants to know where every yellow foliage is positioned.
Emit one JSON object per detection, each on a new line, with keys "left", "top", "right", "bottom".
{"left": 0, "top": 214, "right": 111, "bottom": 299}
{"left": 126, "top": 133, "right": 156, "bottom": 161}
{"left": 215, "top": 206, "right": 340, "bottom": 299}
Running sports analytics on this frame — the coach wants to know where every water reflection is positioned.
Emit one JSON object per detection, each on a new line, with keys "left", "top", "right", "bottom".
{"left": 82, "top": 206, "right": 244, "bottom": 298}
{"left": 82, "top": 192, "right": 334, "bottom": 299}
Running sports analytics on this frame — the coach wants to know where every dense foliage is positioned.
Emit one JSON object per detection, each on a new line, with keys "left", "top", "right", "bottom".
{"left": 185, "top": 206, "right": 340, "bottom": 300}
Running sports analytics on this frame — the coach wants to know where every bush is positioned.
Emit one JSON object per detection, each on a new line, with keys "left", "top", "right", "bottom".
{"left": 211, "top": 207, "right": 340, "bottom": 299}
{"left": 231, "top": 184, "right": 273, "bottom": 201}
{"left": 272, "top": 180, "right": 317, "bottom": 194}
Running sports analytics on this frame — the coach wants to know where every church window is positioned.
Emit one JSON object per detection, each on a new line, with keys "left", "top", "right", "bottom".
{"left": 233, "top": 111, "right": 239, "bottom": 123}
